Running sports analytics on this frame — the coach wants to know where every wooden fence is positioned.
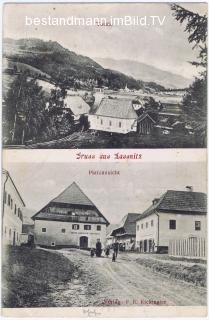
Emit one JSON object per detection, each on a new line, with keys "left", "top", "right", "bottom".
{"left": 169, "top": 237, "right": 206, "bottom": 259}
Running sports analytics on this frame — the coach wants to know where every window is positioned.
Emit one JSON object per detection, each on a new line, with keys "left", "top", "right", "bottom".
{"left": 195, "top": 221, "right": 201, "bottom": 231}
{"left": 119, "top": 122, "right": 122, "bottom": 128}
{"left": 61, "top": 229, "right": 66, "bottom": 233}
{"left": 101, "top": 119, "right": 103, "bottom": 125}
{"left": 97, "top": 116, "right": 99, "bottom": 120}
{"left": 18, "top": 208, "right": 20, "bottom": 217}
{"left": 169, "top": 220, "right": 176, "bottom": 230}
{"left": 109, "top": 121, "right": 112, "bottom": 126}
{"left": 151, "top": 220, "right": 154, "bottom": 227}
{"left": 97, "top": 225, "right": 101, "bottom": 231}
{"left": 11, "top": 199, "right": 13, "bottom": 209}
{"left": 72, "top": 224, "right": 79, "bottom": 230}
{"left": 4, "top": 226, "right": 7, "bottom": 235}
{"left": 146, "top": 222, "right": 148, "bottom": 228}
{"left": 42, "top": 228, "right": 46, "bottom": 232}
{"left": 9, "top": 229, "right": 11, "bottom": 237}
{"left": 14, "top": 204, "right": 17, "bottom": 215}
{"left": 8, "top": 194, "right": 11, "bottom": 206}
{"left": 84, "top": 225, "right": 91, "bottom": 230}
{"left": 137, "top": 225, "right": 139, "bottom": 231}
{"left": 141, "top": 224, "right": 143, "bottom": 229}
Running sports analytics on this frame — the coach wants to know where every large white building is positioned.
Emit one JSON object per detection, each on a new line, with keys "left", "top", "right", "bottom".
{"left": 32, "top": 182, "right": 109, "bottom": 249}
{"left": 135, "top": 188, "right": 207, "bottom": 253}
{"left": 88, "top": 98, "right": 138, "bottom": 134}
{"left": 2, "top": 169, "right": 25, "bottom": 246}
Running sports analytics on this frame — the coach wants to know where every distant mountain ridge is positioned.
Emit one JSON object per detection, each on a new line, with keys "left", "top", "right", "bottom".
{"left": 3, "top": 38, "right": 143, "bottom": 90}
{"left": 94, "top": 57, "right": 192, "bottom": 89}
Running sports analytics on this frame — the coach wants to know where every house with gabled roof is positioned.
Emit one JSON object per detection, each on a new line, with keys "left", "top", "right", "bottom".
{"left": 135, "top": 187, "right": 207, "bottom": 253}
{"left": 88, "top": 98, "right": 138, "bottom": 134}
{"left": 62, "top": 95, "right": 90, "bottom": 121}
{"left": 111, "top": 213, "right": 141, "bottom": 250}
{"left": 89, "top": 97, "right": 156, "bottom": 134}
{"left": 32, "top": 182, "right": 109, "bottom": 249}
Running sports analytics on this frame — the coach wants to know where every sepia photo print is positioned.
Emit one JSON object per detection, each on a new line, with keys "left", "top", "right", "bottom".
{"left": 2, "top": 2, "right": 207, "bottom": 149}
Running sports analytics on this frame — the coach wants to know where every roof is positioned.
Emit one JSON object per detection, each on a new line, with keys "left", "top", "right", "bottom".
{"left": 111, "top": 213, "right": 141, "bottom": 236}
{"left": 51, "top": 182, "right": 95, "bottom": 206}
{"left": 137, "top": 113, "right": 156, "bottom": 123}
{"left": 3, "top": 169, "right": 25, "bottom": 206}
{"left": 63, "top": 95, "right": 90, "bottom": 116}
{"left": 32, "top": 182, "right": 109, "bottom": 225}
{"left": 137, "top": 190, "right": 207, "bottom": 221}
{"left": 95, "top": 98, "right": 138, "bottom": 119}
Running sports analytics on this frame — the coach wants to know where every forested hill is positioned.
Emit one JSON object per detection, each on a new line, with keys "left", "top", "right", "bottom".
{"left": 3, "top": 38, "right": 145, "bottom": 90}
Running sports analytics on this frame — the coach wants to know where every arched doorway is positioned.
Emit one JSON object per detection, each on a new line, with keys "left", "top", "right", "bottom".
{"left": 80, "top": 236, "right": 88, "bottom": 249}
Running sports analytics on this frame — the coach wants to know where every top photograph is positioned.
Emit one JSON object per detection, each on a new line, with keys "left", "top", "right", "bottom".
{"left": 2, "top": 2, "right": 207, "bottom": 149}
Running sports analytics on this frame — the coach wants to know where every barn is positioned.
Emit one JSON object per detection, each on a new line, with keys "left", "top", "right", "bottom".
{"left": 32, "top": 182, "right": 109, "bottom": 249}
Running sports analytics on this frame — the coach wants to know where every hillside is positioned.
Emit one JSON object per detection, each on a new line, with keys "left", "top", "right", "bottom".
{"left": 3, "top": 38, "right": 143, "bottom": 91}
{"left": 94, "top": 57, "right": 192, "bottom": 89}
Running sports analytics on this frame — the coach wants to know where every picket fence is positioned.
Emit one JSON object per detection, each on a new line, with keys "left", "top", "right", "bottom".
{"left": 169, "top": 237, "right": 206, "bottom": 259}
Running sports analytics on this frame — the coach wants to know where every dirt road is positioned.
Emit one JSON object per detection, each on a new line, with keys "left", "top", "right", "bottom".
{"left": 43, "top": 249, "right": 206, "bottom": 307}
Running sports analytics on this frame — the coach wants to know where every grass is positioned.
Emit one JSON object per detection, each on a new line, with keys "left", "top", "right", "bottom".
{"left": 135, "top": 256, "right": 206, "bottom": 287}
{"left": 27, "top": 131, "right": 204, "bottom": 149}
{"left": 2, "top": 246, "right": 77, "bottom": 308}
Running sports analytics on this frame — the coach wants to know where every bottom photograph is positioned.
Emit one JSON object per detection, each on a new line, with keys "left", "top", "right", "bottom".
{"left": 2, "top": 159, "right": 207, "bottom": 309}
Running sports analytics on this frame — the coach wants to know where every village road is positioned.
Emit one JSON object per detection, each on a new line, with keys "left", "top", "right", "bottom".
{"left": 46, "top": 248, "right": 206, "bottom": 307}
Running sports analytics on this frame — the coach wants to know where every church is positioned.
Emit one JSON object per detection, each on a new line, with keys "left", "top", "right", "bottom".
{"left": 32, "top": 182, "right": 109, "bottom": 249}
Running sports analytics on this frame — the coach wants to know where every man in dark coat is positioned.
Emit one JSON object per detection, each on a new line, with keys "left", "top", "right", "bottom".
{"left": 113, "top": 241, "right": 119, "bottom": 258}
{"left": 96, "top": 239, "right": 102, "bottom": 257}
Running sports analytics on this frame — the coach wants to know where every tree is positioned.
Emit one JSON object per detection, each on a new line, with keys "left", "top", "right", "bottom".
{"left": 171, "top": 4, "right": 207, "bottom": 68}
{"left": 171, "top": 4, "right": 207, "bottom": 146}
{"left": 5, "top": 72, "right": 48, "bottom": 144}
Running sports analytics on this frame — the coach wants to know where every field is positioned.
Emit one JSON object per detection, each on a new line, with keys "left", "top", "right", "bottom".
{"left": 2, "top": 246, "right": 77, "bottom": 307}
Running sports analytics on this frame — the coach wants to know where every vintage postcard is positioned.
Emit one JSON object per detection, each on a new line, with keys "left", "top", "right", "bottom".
{"left": 1, "top": 149, "right": 207, "bottom": 317}
{"left": 1, "top": 1, "right": 208, "bottom": 318}
{"left": 2, "top": 2, "right": 207, "bottom": 149}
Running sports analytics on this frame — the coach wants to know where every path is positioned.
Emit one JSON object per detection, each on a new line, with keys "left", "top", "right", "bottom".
{"left": 43, "top": 249, "right": 206, "bottom": 307}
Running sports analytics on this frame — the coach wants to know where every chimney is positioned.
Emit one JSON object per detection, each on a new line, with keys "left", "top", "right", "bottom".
{"left": 152, "top": 198, "right": 160, "bottom": 205}
{"left": 186, "top": 186, "right": 193, "bottom": 192}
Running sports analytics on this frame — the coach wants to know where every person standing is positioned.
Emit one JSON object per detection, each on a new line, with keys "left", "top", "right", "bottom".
{"left": 113, "top": 240, "right": 119, "bottom": 258}
{"left": 96, "top": 239, "right": 102, "bottom": 257}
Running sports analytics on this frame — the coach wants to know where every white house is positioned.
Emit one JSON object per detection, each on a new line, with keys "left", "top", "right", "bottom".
{"left": 135, "top": 188, "right": 207, "bottom": 253}
{"left": 88, "top": 98, "right": 138, "bottom": 134}
{"left": 2, "top": 169, "right": 25, "bottom": 246}
{"left": 32, "top": 182, "right": 109, "bottom": 249}
{"left": 62, "top": 95, "right": 90, "bottom": 122}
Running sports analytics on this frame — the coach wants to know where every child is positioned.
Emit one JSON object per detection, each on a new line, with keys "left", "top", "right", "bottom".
{"left": 105, "top": 247, "right": 110, "bottom": 258}
{"left": 90, "top": 248, "right": 95, "bottom": 257}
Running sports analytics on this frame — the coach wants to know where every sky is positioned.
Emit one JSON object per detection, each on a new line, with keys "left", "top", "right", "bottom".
{"left": 4, "top": 159, "right": 206, "bottom": 224}
{"left": 3, "top": 2, "right": 207, "bottom": 79}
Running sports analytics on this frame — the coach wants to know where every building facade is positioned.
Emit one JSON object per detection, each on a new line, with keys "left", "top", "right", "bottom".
{"left": 89, "top": 98, "right": 138, "bottom": 134}
{"left": 32, "top": 182, "right": 109, "bottom": 249}
{"left": 135, "top": 189, "right": 207, "bottom": 253}
{"left": 2, "top": 169, "right": 25, "bottom": 246}
{"left": 111, "top": 213, "right": 141, "bottom": 250}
